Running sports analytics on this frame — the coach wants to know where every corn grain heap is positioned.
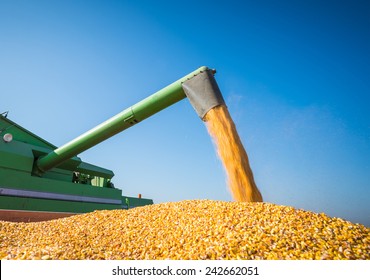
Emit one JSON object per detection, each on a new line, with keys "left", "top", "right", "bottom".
{"left": 204, "top": 105, "right": 263, "bottom": 202}
{"left": 1, "top": 200, "right": 369, "bottom": 260}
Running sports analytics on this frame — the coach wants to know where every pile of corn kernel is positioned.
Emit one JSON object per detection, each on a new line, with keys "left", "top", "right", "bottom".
{"left": 1, "top": 200, "right": 369, "bottom": 260}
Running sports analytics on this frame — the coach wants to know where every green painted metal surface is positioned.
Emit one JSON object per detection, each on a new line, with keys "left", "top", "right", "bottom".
{"left": 0, "top": 114, "right": 56, "bottom": 149}
{"left": 0, "top": 169, "right": 121, "bottom": 200}
{"left": 0, "top": 117, "right": 153, "bottom": 215}
{"left": 0, "top": 168, "right": 153, "bottom": 213}
{"left": 0, "top": 196, "right": 118, "bottom": 213}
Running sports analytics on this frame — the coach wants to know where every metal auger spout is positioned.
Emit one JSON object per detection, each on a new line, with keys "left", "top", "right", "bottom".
{"left": 35, "top": 66, "right": 225, "bottom": 175}
{"left": 182, "top": 68, "right": 225, "bottom": 119}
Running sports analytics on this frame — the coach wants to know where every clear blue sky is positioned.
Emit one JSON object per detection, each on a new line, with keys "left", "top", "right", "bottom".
{"left": 1, "top": 0, "right": 369, "bottom": 226}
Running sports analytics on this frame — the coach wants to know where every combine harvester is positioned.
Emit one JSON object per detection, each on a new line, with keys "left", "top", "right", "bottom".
{"left": 0, "top": 66, "right": 225, "bottom": 222}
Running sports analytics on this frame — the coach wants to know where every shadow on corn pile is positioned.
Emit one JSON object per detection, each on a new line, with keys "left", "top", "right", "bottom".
{"left": 1, "top": 200, "right": 369, "bottom": 260}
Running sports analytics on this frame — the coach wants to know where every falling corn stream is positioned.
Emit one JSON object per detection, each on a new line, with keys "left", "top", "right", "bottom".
{"left": 204, "top": 105, "right": 262, "bottom": 202}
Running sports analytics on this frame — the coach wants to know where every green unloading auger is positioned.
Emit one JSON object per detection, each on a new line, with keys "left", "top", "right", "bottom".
{"left": 35, "top": 66, "right": 225, "bottom": 175}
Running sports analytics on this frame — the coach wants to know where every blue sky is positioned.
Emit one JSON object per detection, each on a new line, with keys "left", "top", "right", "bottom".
{"left": 1, "top": 0, "right": 369, "bottom": 226}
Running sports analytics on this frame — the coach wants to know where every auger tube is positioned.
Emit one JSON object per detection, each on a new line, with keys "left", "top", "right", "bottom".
{"left": 35, "top": 66, "right": 225, "bottom": 174}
